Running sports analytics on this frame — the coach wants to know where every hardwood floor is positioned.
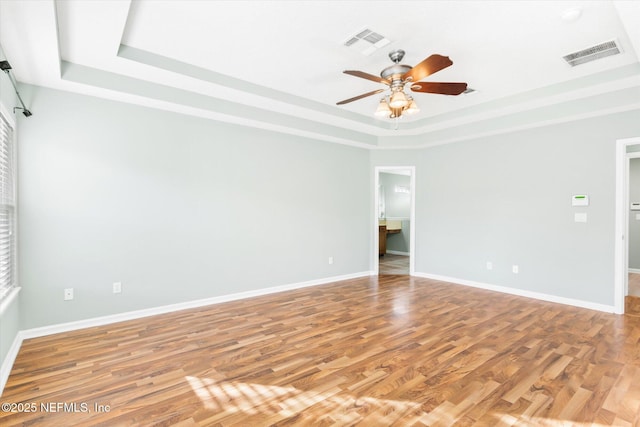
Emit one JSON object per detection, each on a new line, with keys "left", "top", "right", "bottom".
{"left": 379, "top": 254, "right": 409, "bottom": 275}
{"left": 2, "top": 275, "right": 640, "bottom": 426}
{"left": 626, "top": 273, "right": 640, "bottom": 317}
{"left": 629, "top": 273, "right": 640, "bottom": 297}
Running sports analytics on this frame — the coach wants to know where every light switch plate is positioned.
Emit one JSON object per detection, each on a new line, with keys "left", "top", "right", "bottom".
{"left": 574, "top": 213, "right": 587, "bottom": 223}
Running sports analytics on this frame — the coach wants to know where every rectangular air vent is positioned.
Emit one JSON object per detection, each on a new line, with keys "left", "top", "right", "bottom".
{"left": 563, "top": 40, "right": 622, "bottom": 67}
{"left": 343, "top": 28, "right": 390, "bottom": 56}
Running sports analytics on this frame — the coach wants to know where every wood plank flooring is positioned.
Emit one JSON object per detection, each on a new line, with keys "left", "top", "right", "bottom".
{"left": 379, "top": 254, "right": 409, "bottom": 275}
{"left": 2, "top": 275, "right": 640, "bottom": 426}
{"left": 627, "top": 274, "right": 640, "bottom": 317}
{"left": 629, "top": 273, "right": 640, "bottom": 297}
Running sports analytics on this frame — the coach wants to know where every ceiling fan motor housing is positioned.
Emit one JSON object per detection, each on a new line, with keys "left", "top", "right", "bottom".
{"left": 380, "top": 64, "right": 412, "bottom": 82}
{"left": 381, "top": 49, "right": 411, "bottom": 84}
{"left": 388, "top": 49, "right": 405, "bottom": 63}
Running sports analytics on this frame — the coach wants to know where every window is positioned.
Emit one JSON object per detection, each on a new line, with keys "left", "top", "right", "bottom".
{"left": 0, "top": 110, "right": 16, "bottom": 300}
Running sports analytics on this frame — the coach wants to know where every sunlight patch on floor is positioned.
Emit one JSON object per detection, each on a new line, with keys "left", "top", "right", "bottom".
{"left": 492, "top": 413, "right": 612, "bottom": 427}
{"left": 186, "top": 375, "right": 423, "bottom": 423}
{"left": 187, "top": 375, "right": 620, "bottom": 424}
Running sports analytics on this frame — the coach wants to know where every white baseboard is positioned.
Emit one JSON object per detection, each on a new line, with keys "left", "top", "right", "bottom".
{"left": 385, "top": 250, "right": 409, "bottom": 256}
{"left": 1, "top": 270, "right": 372, "bottom": 396}
{"left": 629, "top": 268, "right": 640, "bottom": 274}
{"left": 0, "top": 332, "right": 22, "bottom": 396}
{"left": 413, "top": 272, "right": 616, "bottom": 313}
{"left": 19, "top": 271, "right": 373, "bottom": 340}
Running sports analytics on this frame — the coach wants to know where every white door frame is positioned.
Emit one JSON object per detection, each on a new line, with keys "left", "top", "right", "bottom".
{"left": 373, "top": 166, "right": 416, "bottom": 275}
{"left": 614, "top": 137, "right": 640, "bottom": 313}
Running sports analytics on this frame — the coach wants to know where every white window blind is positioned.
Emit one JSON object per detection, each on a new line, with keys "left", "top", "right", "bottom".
{"left": 0, "top": 111, "right": 16, "bottom": 300}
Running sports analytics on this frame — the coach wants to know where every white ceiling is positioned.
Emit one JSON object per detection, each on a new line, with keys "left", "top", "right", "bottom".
{"left": 1, "top": 0, "right": 639, "bottom": 148}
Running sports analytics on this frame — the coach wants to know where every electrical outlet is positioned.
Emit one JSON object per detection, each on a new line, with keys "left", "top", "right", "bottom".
{"left": 113, "top": 282, "right": 122, "bottom": 294}
{"left": 486, "top": 261, "right": 493, "bottom": 270}
{"left": 64, "top": 288, "right": 74, "bottom": 301}
{"left": 328, "top": 256, "right": 334, "bottom": 265}
{"left": 512, "top": 265, "right": 519, "bottom": 274}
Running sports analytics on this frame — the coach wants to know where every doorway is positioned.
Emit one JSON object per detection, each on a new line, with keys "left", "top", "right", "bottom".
{"left": 374, "top": 166, "right": 415, "bottom": 275}
{"left": 626, "top": 154, "right": 640, "bottom": 314}
{"left": 615, "top": 137, "right": 640, "bottom": 314}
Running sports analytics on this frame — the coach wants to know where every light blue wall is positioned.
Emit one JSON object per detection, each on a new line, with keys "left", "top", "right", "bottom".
{"left": 3, "top": 76, "right": 640, "bottom": 380}
{"left": 0, "top": 43, "right": 20, "bottom": 382}
{"left": 386, "top": 220, "right": 410, "bottom": 254}
{"left": 17, "top": 85, "right": 371, "bottom": 329}
{"left": 372, "top": 109, "right": 640, "bottom": 307}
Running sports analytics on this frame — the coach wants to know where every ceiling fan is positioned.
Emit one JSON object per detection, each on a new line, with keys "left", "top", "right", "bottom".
{"left": 336, "top": 49, "right": 467, "bottom": 119}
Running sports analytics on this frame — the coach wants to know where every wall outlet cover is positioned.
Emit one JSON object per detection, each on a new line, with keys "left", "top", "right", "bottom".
{"left": 574, "top": 212, "right": 588, "bottom": 223}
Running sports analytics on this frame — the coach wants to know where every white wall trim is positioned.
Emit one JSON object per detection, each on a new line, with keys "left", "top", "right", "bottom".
{"left": 0, "top": 100, "right": 16, "bottom": 129}
{"left": 0, "top": 270, "right": 372, "bottom": 395}
{"left": 19, "top": 271, "right": 372, "bottom": 340}
{"left": 0, "top": 287, "right": 20, "bottom": 317}
{"left": 0, "top": 331, "right": 23, "bottom": 395}
{"left": 374, "top": 104, "right": 640, "bottom": 150}
{"left": 413, "top": 272, "right": 616, "bottom": 313}
{"left": 629, "top": 268, "right": 640, "bottom": 274}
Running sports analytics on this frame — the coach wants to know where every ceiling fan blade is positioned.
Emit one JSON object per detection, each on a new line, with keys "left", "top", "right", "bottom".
{"left": 410, "top": 82, "right": 468, "bottom": 95}
{"left": 336, "top": 89, "right": 385, "bottom": 105}
{"left": 343, "top": 70, "right": 390, "bottom": 85}
{"left": 403, "top": 54, "right": 453, "bottom": 82}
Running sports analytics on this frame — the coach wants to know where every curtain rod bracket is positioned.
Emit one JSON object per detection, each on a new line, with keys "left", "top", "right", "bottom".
{"left": 1, "top": 60, "right": 33, "bottom": 117}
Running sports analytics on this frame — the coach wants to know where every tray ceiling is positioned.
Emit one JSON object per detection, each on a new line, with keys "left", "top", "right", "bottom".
{"left": 1, "top": 1, "right": 639, "bottom": 148}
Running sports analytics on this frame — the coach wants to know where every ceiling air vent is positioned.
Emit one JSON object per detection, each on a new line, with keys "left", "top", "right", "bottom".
{"left": 562, "top": 39, "right": 622, "bottom": 67}
{"left": 343, "top": 28, "right": 390, "bottom": 56}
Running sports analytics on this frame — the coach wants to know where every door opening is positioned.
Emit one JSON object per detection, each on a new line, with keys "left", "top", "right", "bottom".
{"left": 615, "top": 137, "right": 640, "bottom": 314}
{"left": 374, "top": 166, "right": 415, "bottom": 276}
{"left": 626, "top": 152, "right": 640, "bottom": 314}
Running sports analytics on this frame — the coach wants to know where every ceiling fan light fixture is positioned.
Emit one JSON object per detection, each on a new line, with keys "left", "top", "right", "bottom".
{"left": 374, "top": 98, "right": 392, "bottom": 117}
{"left": 389, "top": 107, "right": 404, "bottom": 119}
{"left": 389, "top": 90, "right": 409, "bottom": 108}
{"left": 405, "top": 98, "right": 420, "bottom": 114}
